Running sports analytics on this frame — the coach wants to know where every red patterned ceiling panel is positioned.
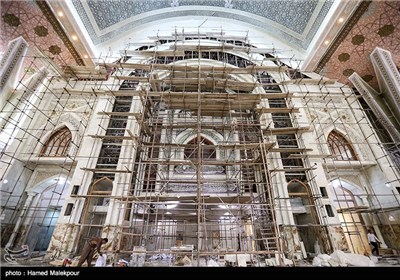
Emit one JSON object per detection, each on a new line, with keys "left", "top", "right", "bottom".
{"left": 1, "top": 1, "right": 77, "bottom": 80}
{"left": 324, "top": 1, "right": 400, "bottom": 90}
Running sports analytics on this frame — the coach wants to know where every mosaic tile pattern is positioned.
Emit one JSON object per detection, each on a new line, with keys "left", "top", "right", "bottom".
{"left": 72, "top": 0, "right": 332, "bottom": 48}
{"left": 323, "top": 1, "right": 400, "bottom": 90}
{"left": 0, "top": 1, "right": 77, "bottom": 81}
{"left": 2, "top": 0, "right": 396, "bottom": 94}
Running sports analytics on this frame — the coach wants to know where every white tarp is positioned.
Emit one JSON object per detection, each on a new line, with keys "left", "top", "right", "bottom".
{"left": 207, "top": 259, "right": 219, "bottom": 267}
{"left": 312, "top": 254, "right": 331, "bottom": 267}
{"left": 95, "top": 255, "right": 107, "bottom": 267}
{"left": 330, "top": 250, "right": 375, "bottom": 267}
{"left": 312, "top": 250, "right": 375, "bottom": 267}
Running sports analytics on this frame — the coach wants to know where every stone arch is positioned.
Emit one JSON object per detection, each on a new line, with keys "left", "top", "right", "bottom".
{"left": 176, "top": 129, "right": 224, "bottom": 159}
{"left": 327, "top": 129, "right": 358, "bottom": 161}
{"left": 323, "top": 125, "right": 367, "bottom": 160}
{"left": 33, "top": 122, "right": 77, "bottom": 157}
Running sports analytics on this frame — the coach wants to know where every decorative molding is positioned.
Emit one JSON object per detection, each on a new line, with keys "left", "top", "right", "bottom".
{"left": 59, "top": 114, "right": 80, "bottom": 131}
{"left": 349, "top": 73, "right": 400, "bottom": 142}
{"left": 72, "top": 0, "right": 332, "bottom": 49}
{"left": 35, "top": 0, "right": 85, "bottom": 66}
{"left": 22, "top": 68, "right": 49, "bottom": 100}
{"left": 166, "top": 183, "right": 237, "bottom": 193}
{"left": 370, "top": 49, "right": 400, "bottom": 120}
{"left": 174, "top": 164, "right": 225, "bottom": 174}
{"left": 349, "top": 47, "right": 400, "bottom": 144}
{"left": 314, "top": 1, "right": 371, "bottom": 73}
{"left": 31, "top": 170, "right": 62, "bottom": 187}
{"left": 0, "top": 41, "right": 17, "bottom": 69}
{"left": 0, "top": 38, "right": 28, "bottom": 90}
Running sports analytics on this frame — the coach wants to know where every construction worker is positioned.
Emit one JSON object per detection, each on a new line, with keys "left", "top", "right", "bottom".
{"left": 77, "top": 237, "right": 108, "bottom": 267}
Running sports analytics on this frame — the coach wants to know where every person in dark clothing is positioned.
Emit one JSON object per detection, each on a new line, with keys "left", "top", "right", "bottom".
{"left": 77, "top": 237, "right": 108, "bottom": 267}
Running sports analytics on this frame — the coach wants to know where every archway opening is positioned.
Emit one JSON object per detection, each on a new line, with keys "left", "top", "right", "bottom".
{"left": 329, "top": 179, "right": 370, "bottom": 255}
{"left": 78, "top": 177, "right": 113, "bottom": 253}
{"left": 25, "top": 178, "right": 69, "bottom": 256}
{"left": 287, "top": 180, "right": 331, "bottom": 257}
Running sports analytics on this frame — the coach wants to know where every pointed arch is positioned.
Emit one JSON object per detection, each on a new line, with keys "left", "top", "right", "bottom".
{"left": 287, "top": 179, "right": 333, "bottom": 254}
{"left": 40, "top": 127, "right": 72, "bottom": 157}
{"left": 184, "top": 136, "right": 216, "bottom": 160}
{"left": 23, "top": 177, "right": 69, "bottom": 254}
{"left": 90, "top": 176, "right": 114, "bottom": 194}
{"left": 327, "top": 130, "right": 358, "bottom": 160}
{"left": 78, "top": 177, "right": 114, "bottom": 252}
{"left": 327, "top": 178, "right": 368, "bottom": 211}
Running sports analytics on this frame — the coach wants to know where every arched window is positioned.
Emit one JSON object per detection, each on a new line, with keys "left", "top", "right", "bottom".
{"left": 327, "top": 130, "right": 357, "bottom": 160}
{"left": 90, "top": 177, "right": 113, "bottom": 206}
{"left": 184, "top": 137, "right": 216, "bottom": 160}
{"left": 40, "top": 127, "right": 72, "bottom": 157}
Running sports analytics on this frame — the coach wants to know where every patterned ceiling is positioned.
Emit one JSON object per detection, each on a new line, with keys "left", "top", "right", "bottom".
{"left": 1, "top": 1, "right": 82, "bottom": 81}
{"left": 321, "top": 1, "right": 400, "bottom": 91}
{"left": 71, "top": 0, "right": 333, "bottom": 49}
{"left": 1, "top": 0, "right": 398, "bottom": 93}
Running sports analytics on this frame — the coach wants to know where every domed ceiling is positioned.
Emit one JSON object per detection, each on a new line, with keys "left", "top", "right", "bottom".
{"left": 71, "top": 0, "right": 333, "bottom": 50}
{"left": 2, "top": 0, "right": 399, "bottom": 93}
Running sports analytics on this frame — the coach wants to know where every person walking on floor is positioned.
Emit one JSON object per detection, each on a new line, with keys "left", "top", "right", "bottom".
{"left": 77, "top": 237, "right": 108, "bottom": 267}
{"left": 367, "top": 229, "right": 381, "bottom": 256}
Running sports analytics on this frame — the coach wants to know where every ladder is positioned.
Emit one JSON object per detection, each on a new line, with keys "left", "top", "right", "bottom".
{"left": 257, "top": 140, "right": 285, "bottom": 265}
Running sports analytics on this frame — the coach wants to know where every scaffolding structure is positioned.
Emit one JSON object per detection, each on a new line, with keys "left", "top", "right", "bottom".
{"left": 1, "top": 30, "right": 400, "bottom": 267}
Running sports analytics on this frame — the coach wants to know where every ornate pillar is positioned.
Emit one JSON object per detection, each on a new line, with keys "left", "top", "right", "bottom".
{"left": 0, "top": 37, "right": 28, "bottom": 109}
